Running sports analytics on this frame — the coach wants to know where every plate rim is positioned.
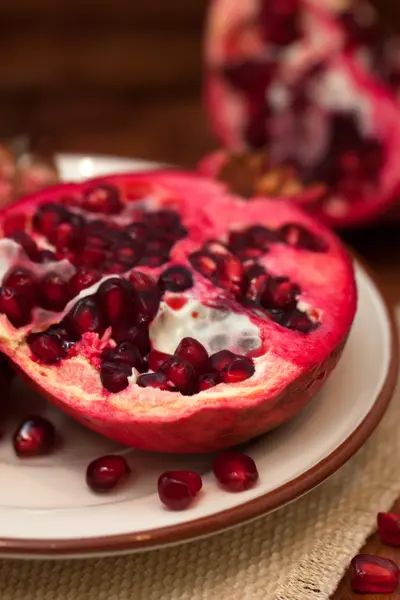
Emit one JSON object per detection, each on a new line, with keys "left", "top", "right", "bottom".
{"left": 0, "top": 157, "right": 397, "bottom": 558}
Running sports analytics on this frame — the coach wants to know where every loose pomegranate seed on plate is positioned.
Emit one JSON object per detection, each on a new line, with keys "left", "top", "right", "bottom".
{"left": 158, "top": 470, "right": 202, "bottom": 510}
{"left": 86, "top": 455, "right": 130, "bottom": 493}
{"left": 213, "top": 451, "right": 259, "bottom": 492}
{"left": 350, "top": 554, "right": 400, "bottom": 594}
{"left": 13, "top": 416, "right": 56, "bottom": 457}
{"left": 378, "top": 512, "right": 400, "bottom": 547}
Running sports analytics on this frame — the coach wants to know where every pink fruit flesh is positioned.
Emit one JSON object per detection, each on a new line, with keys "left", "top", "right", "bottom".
{"left": 0, "top": 171, "right": 356, "bottom": 452}
{"left": 13, "top": 416, "right": 56, "bottom": 457}
{"left": 378, "top": 512, "right": 400, "bottom": 547}
{"left": 350, "top": 554, "right": 400, "bottom": 594}
{"left": 86, "top": 455, "right": 130, "bottom": 492}
{"left": 213, "top": 451, "right": 259, "bottom": 491}
{"left": 158, "top": 470, "right": 202, "bottom": 510}
{"left": 202, "top": 0, "right": 400, "bottom": 227}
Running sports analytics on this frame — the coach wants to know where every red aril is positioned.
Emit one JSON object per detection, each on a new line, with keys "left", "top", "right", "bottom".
{"left": 213, "top": 451, "right": 259, "bottom": 491}
{"left": 86, "top": 455, "right": 130, "bottom": 493}
{"left": 158, "top": 470, "right": 202, "bottom": 510}
{"left": 378, "top": 512, "right": 400, "bottom": 547}
{"left": 0, "top": 171, "right": 356, "bottom": 452}
{"left": 13, "top": 416, "right": 56, "bottom": 457}
{"left": 3, "top": 267, "right": 38, "bottom": 303}
{"left": 350, "top": 554, "right": 400, "bottom": 594}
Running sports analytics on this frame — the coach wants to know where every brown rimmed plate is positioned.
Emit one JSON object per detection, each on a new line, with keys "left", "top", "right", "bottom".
{"left": 0, "top": 155, "right": 397, "bottom": 559}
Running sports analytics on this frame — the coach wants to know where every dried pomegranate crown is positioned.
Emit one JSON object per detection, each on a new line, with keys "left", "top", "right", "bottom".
{"left": 201, "top": 0, "right": 400, "bottom": 227}
{"left": 0, "top": 170, "right": 356, "bottom": 453}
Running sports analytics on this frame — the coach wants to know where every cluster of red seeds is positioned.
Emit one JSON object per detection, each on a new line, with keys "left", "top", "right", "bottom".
{"left": 12, "top": 415, "right": 259, "bottom": 509}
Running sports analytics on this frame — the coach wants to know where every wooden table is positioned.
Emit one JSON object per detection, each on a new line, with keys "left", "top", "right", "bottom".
{"left": 50, "top": 96, "right": 400, "bottom": 599}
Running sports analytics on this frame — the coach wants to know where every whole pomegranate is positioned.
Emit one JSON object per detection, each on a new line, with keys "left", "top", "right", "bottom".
{"left": 202, "top": 0, "right": 400, "bottom": 228}
{"left": 0, "top": 170, "right": 356, "bottom": 452}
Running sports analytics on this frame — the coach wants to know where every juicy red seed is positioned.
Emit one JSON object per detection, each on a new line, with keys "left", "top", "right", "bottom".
{"left": 28, "top": 331, "right": 67, "bottom": 362}
{"left": 51, "top": 222, "right": 82, "bottom": 252}
{"left": 137, "top": 372, "right": 175, "bottom": 390}
{"left": 79, "top": 245, "right": 108, "bottom": 268}
{"left": 279, "top": 223, "right": 327, "bottom": 252}
{"left": 33, "top": 203, "right": 68, "bottom": 236}
{"left": 68, "top": 296, "right": 104, "bottom": 336}
{"left": 209, "top": 349, "right": 239, "bottom": 372}
{"left": 198, "top": 372, "right": 220, "bottom": 391}
{"left": 213, "top": 451, "right": 259, "bottom": 492}
{"left": 3, "top": 267, "right": 37, "bottom": 302}
{"left": 86, "top": 455, "right": 130, "bottom": 493}
{"left": 2, "top": 213, "right": 27, "bottom": 236}
{"left": 175, "top": 337, "right": 209, "bottom": 375}
{"left": 7, "top": 231, "right": 39, "bottom": 261}
{"left": 158, "top": 470, "right": 202, "bottom": 510}
{"left": 100, "top": 361, "right": 131, "bottom": 393}
{"left": 104, "top": 261, "right": 127, "bottom": 274}
{"left": 245, "top": 273, "right": 270, "bottom": 304}
{"left": 216, "top": 254, "right": 244, "bottom": 294}
{"left": 159, "top": 356, "right": 197, "bottom": 395}
{"left": 203, "top": 240, "right": 231, "bottom": 256}
{"left": 136, "top": 289, "right": 161, "bottom": 322}
{"left": 39, "top": 249, "right": 57, "bottom": 263}
{"left": 246, "top": 225, "right": 278, "bottom": 248}
{"left": 149, "top": 349, "right": 172, "bottom": 372}
{"left": 97, "top": 278, "right": 134, "bottom": 327}
{"left": 113, "top": 241, "right": 142, "bottom": 268}
{"left": 244, "top": 262, "right": 266, "bottom": 280}
{"left": 350, "top": 554, "right": 400, "bottom": 594}
{"left": 127, "top": 221, "right": 149, "bottom": 243}
{"left": 0, "top": 286, "right": 32, "bottom": 327}
{"left": 128, "top": 270, "right": 157, "bottom": 292}
{"left": 69, "top": 267, "right": 102, "bottom": 296}
{"left": 378, "top": 513, "right": 400, "bottom": 547}
{"left": 284, "top": 309, "right": 316, "bottom": 333}
{"left": 158, "top": 266, "right": 193, "bottom": 292}
{"left": 47, "top": 322, "right": 77, "bottom": 348}
{"left": 13, "top": 416, "right": 56, "bottom": 458}
{"left": 83, "top": 183, "right": 123, "bottom": 214}
{"left": 102, "top": 341, "right": 145, "bottom": 372}
{"left": 220, "top": 357, "right": 255, "bottom": 383}
{"left": 146, "top": 238, "right": 173, "bottom": 254}
{"left": 113, "top": 323, "right": 150, "bottom": 354}
{"left": 139, "top": 252, "right": 169, "bottom": 267}
{"left": 267, "top": 278, "right": 301, "bottom": 310}
{"left": 38, "top": 272, "right": 70, "bottom": 311}
{"left": 228, "top": 230, "right": 251, "bottom": 250}
{"left": 189, "top": 251, "right": 219, "bottom": 279}
{"left": 146, "top": 209, "right": 181, "bottom": 230}
{"left": 85, "top": 233, "right": 110, "bottom": 249}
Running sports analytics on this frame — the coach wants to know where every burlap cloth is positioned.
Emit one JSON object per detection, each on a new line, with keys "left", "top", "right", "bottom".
{"left": 0, "top": 309, "right": 399, "bottom": 600}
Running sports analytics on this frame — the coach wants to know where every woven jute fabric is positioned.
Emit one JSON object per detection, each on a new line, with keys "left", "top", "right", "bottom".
{"left": 1, "top": 311, "right": 399, "bottom": 600}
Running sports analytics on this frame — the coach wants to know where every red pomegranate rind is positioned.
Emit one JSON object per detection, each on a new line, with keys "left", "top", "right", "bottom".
{"left": 203, "top": 0, "right": 400, "bottom": 228}
{"left": 0, "top": 170, "right": 356, "bottom": 452}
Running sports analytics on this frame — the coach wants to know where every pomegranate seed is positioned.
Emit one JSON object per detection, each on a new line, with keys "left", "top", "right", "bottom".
{"left": 213, "top": 451, "right": 259, "bottom": 492}
{"left": 79, "top": 245, "right": 107, "bottom": 267}
{"left": 228, "top": 230, "right": 251, "bottom": 251}
{"left": 136, "top": 289, "right": 161, "bottom": 322}
{"left": 2, "top": 213, "right": 27, "bottom": 236}
{"left": 139, "top": 252, "right": 169, "bottom": 267}
{"left": 38, "top": 272, "right": 70, "bottom": 311}
{"left": 378, "top": 513, "right": 400, "bottom": 547}
{"left": 113, "top": 322, "right": 150, "bottom": 354}
{"left": 28, "top": 331, "right": 67, "bottom": 362}
{"left": 50, "top": 222, "right": 80, "bottom": 252}
{"left": 86, "top": 455, "right": 130, "bottom": 493}
{"left": 210, "top": 349, "right": 238, "bottom": 372}
{"left": 245, "top": 273, "right": 270, "bottom": 304}
{"left": 175, "top": 337, "right": 209, "bottom": 375}
{"left": 149, "top": 349, "right": 172, "bottom": 371}
{"left": 199, "top": 372, "right": 220, "bottom": 390}
{"left": 47, "top": 322, "right": 77, "bottom": 348}
{"left": 247, "top": 225, "right": 278, "bottom": 248}
{"left": 3, "top": 267, "right": 37, "bottom": 303}
{"left": 39, "top": 249, "right": 57, "bottom": 263}
{"left": 279, "top": 223, "right": 327, "bottom": 252}
{"left": 220, "top": 357, "right": 255, "bottom": 383}
{"left": 33, "top": 203, "right": 67, "bottom": 237}
{"left": 13, "top": 416, "right": 56, "bottom": 457}
{"left": 83, "top": 183, "right": 123, "bottom": 214}
{"left": 158, "top": 266, "right": 193, "bottom": 292}
{"left": 0, "top": 286, "right": 32, "bottom": 327}
{"left": 102, "top": 341, "right": 144, "bottom": 372}
{"left": 216, "top": 254, "right": 244, "bottom": 294}
{"left": 350, "top": 554, "right": 400, "bottom": 594}
{"left": 113, "top": 240, "right": 142, "bottom": 268}
{"left": 159, "top": 356, "right": 197, "bottom": 395}
{"left": 129, "top": 270, "right": 156, "bottom": 292}
{"left": 146, "top": 209, "right": 181, "bottom": 231}
{"left": 7, "top": 231, "right": 39, "bottom": 261}
{"left": 85, "top": 232, "right": 109, "bottom": 249}
{"left": 158, "top": 470, "right": 202, "bottom": 510}
{"left": 69, "top": 267, "right": 102, "bottom": 296}
{"left": 100, "top": 361, "right": 131, "bottom": 393}
{"left": 104, "top": 261, "right": 127, "bottom": 274}
{"left": 127, "top": 221, "right": 148, "bottom": 244}
{"left": 97, "top": 278, "right": 134, "bottom": 327}
{"left": 243, "top": 261, "right": 266, "bottom": 281}
{"left": 267, "top": 278, "right": 300, "bottom": 310}
{"left": 203, "top": 240, "right": 231, "bottom": 256}
{"left": 189, "top": 251, "right": 219, "bottom": 279}
{"left": 284, "top": 309, "right": 316, "bottom": 333}
{"left": 137, "top": 372, "right": 175, "bottom": 390}
{"left": 68, "top": 296, "right": 104, "bottom": 336}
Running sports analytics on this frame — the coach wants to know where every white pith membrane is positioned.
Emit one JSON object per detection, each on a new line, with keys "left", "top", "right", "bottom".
{"left": 203, "top": 0, "right": 400, "bottom": 228}
{"left": 0, "top": 171, "right": 356, "bottom": 452}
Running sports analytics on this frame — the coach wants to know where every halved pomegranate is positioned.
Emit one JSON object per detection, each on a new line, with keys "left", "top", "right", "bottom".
{"left": 202, "top": 0, "right": 400, "bottom": 227}
{"left": 0, "top": 170, "right": 356, "bottom": 452}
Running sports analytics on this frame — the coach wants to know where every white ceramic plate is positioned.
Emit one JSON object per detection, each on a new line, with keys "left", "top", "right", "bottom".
{"left": 0, "top": 154, "right": 396, "bottom": 559}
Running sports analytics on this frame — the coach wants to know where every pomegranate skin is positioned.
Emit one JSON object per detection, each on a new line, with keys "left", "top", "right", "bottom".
{"left": 0, "top": 171, "right": 356, "bottom": 453}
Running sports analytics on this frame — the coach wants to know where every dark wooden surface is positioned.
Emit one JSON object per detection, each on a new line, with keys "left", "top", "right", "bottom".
{"left": 1, "top": 1, "right": 400, "bottom": 596}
